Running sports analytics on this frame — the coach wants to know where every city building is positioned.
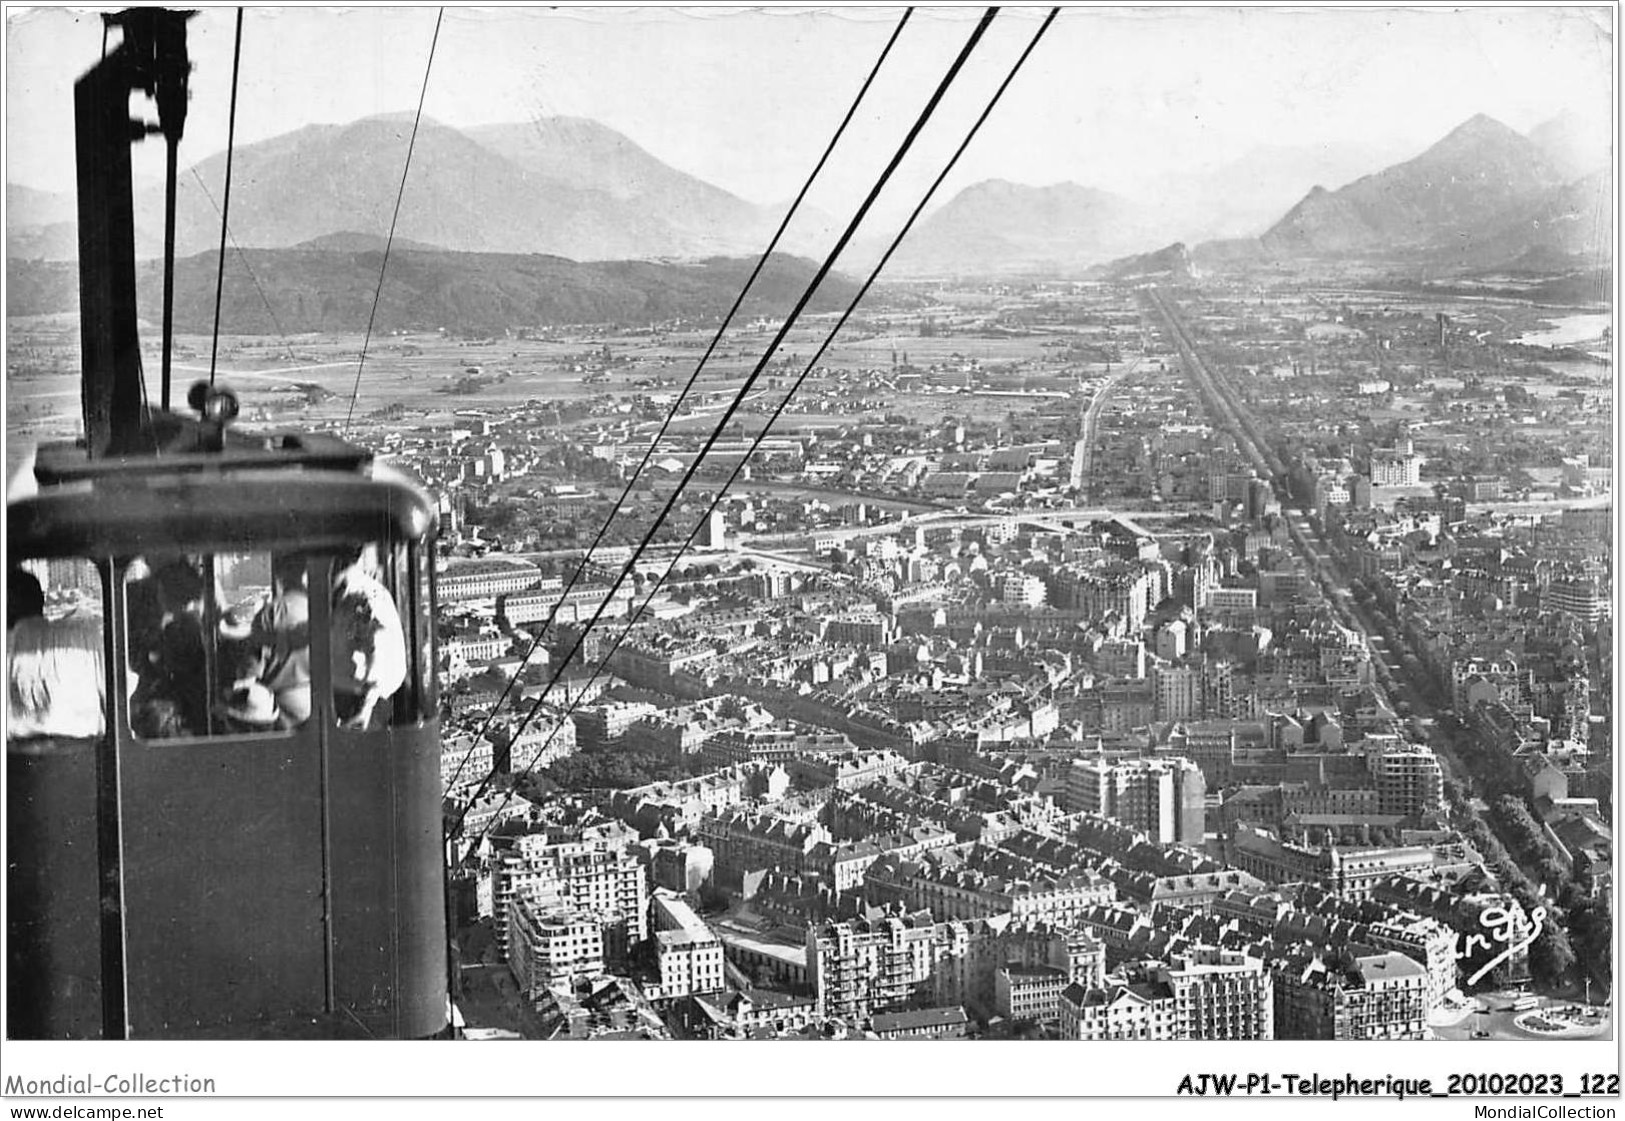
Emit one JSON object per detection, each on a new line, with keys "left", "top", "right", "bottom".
{"left": 1153, "top": 947, "right": 1274, "bottom": 1040}
{"left": 1152, "top": 662, "right": 1203, "bottom": 722}
{"left": 634, "top": 838, "right": 716, "bottom": 894}
{"left": 491, "top": 835, "right": 650, "bottom": 964}
{"left": 499, "top": 582, "right": 634, "bottom": 626}
{"left": 1273, "top": 951, "right": 1429, "bottom": 1040}
{"left": 1002, "top": 573, "right": 1048, "bottom": 608}
{"left": 698, "top": 810, "right": 833, "bottom": 883}
{"left": 995, "top": 963, "right": 1069, "bottom": 1024}
{"left": 1057, "top": 979, "right": 1180, "bottom": 1041}
{"left": 870, "top": 1006, "right": 971, "bottom": 1039}
{"left": 574, "top": 701, "right": 659, "bottom": 752}
{"left": 506, "top": 897, "right": 605, "bottom": 1000}
{"left": 441, "top": 732, "right": 494, "bottom": 795}
{"left": 807, "top": 914, "right": 939, "bottom": 1022}
{"left": 438, "top": 557, "right": 544, "bottom": 602}
{"left": 1369, "top": 435, "right": 1423, "bottom": 487}
{"left": 1066, "top": 756, "right": 1206, "bottom": 845}
{"left": 502, "top": 713, "right": 578, "bottom": 773}
{"left": 1545, "top": 575, "right": 1604, "bottom": 626}
{"left": 649, "top": 891, "right": 726, "bottom": 1000}
{"left": 1364, "top": 739, "right": 1445, "bottom": 818}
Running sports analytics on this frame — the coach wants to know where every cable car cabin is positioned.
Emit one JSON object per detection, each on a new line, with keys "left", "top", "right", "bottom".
{"left": 7, "top": 434, "right": 448, "bottom": 1039}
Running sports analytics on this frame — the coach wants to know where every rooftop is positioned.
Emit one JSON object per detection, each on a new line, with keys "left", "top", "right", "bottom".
{"left": 1355, "top": 952, "right": 1427, "bottom": 983}
{"left": 871, "top": 1006, "right": 969, "bottom": 1032}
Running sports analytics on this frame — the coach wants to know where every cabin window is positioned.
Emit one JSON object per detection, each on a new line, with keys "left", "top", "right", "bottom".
{"left": 124, "top": 551, "right": 305, "bottom": 739}
{"left": 414, "top": 546, "right": 438, "bottom": 722}
{"left": 7, "top": 557, "right": 108, "bottom": 742}
{"left": 330, "top": 541, "right": 414, "bottom": 730}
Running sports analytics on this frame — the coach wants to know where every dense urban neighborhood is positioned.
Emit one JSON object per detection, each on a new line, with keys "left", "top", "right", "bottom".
{"left": 283, "top": 270, "right": 1611, "bottom": 1041}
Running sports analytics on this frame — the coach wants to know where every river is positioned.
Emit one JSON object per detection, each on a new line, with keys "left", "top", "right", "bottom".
{"left": 1515, "top": 313, "right": 1613, "bottom": 351}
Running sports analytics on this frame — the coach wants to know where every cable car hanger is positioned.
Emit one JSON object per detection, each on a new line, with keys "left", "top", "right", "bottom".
{"left": 9, "top": 7, "right": 450, "bottom": 1041}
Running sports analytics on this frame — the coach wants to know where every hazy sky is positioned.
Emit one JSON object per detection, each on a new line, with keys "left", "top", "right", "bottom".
{"left": 4, "top": 5, "right": 1614, "bottom": 216}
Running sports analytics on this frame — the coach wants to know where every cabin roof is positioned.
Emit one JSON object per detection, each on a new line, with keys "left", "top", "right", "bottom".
{"left": 10, "top": 468, "right": 436, "bottom": 558}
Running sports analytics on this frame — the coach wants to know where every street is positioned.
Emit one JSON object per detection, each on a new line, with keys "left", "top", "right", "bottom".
{"left": 1430, "top": 991, "right": 1612, "bottom": 1041}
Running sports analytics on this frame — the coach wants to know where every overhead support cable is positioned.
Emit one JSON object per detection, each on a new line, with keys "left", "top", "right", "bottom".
{"left": 441, "top": 6, "right": 917, "bottom": 795}
{"left": 343, "top": 7, "right": 444, "bottom": 434}
{"left": 205, "top": 8, "right": 244, "bottom": 390}
{"left": 462, "top": 7, "right": 1062, "bottom": 854}
{"left": 189, "top": 166, "right": 299, "bottom": 363}
{"left": 158, "top": 3, "right": 204, "bottom": 412}
{"left": 451, "top": 7, "right": 1011, "bottom": 844}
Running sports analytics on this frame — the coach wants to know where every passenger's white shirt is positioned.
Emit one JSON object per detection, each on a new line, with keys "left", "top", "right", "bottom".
{"left": 7, "top": 614, "right": 106, "bottom": 740}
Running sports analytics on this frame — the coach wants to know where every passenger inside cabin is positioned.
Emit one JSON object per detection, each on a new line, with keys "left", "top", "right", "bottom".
{"left": 128, "top": 556, "right": 225, "bottom": 737}
{"left": 217, "top": 634, "right": 279, "bottom": 732}
{"left": 8, "top": 567, "right": 43, "bottom": 630}
{"left": 236, "top": 553, "right": 312, "bottom": 729}
{"left": 7, "top": 567, "right": 107, "bottom": 741}
{"left": 331, "top": 543, "right": 407, "bottom": 729}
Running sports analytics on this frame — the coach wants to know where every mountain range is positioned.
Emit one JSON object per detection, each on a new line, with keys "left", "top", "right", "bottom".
{"left": 2, "top": 116, "right": 1402, "bottom": 273}
{"left": 6, "top": 108, "right": 1611, "bottom": 301}
{"left": 8, "top": 114, "right": 818, "bottom": 264}
{"left": 5, "top": 246, "right": 860, "bottom": 334}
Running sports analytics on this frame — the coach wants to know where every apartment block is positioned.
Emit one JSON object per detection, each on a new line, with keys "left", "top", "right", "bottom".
{"left": 1152, "top": 662, "right": 1203, "bottom": 722}
{"left": 1273, "top": 951, "right": 1429, "bottom": 1040}
{"left": 437, "top": 558, "right": 543, "bottom": 602}
{"left": 649, "top": 891, "right": 726, "bottom": 1000}
{"left": 995, "top": 964, "right": 1069, "bottom": 1024}
{"left": 870, "top": 1006, "right": 971, "bottom": 1040}
{"left": 806, "top": 915, "right": 939, "bottom": 1021}
{"left": 1065, "top": 755, "right": 1206, "bottom": 845}
{"left": 506, "top": 897, "right": 605, "bottom": 1000}
{"left": 1153, "top": 947, "right": 1273, "bottom": 1041}
{"left": 498, "top": 582, "right": 633, "bottom": 627}
{"left": 490, "top": 834, "right": 649, "bottom": 964}
{"left": 1364, "top": 739, "right": 1445, "bottom": 817}
{"left": 1057, "top": 980, "right": 1180, "bottom": 1041}
{"left": 574, "top": 701, "right": 659, "bottom": 752}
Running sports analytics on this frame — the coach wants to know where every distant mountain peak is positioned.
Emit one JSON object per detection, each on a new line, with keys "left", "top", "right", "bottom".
{"left": 1097, "top": 241, "right": 1194, "bottom": 282}
{"left": 1259, "top": 111, "right": 1598, "bottom": 268}
{"left": 886, "top": 178, "right": 1149, "bottom": 276}
{"left": 1458, "top": 111, "right": 1507, "bottom": 131}
{"left": 1432, "top": 112, "right": 1524, "bottom": 149}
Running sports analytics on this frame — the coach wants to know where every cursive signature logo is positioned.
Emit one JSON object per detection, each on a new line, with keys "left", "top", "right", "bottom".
{"left": 1459, "top": 904, "right": 1546, "bottom": 987}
